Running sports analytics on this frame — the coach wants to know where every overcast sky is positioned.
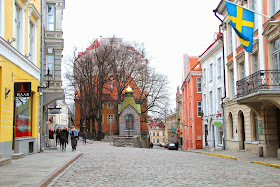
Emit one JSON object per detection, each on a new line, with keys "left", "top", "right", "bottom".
{"left": 62, "top": 0, "right": 221, "bottom": 110}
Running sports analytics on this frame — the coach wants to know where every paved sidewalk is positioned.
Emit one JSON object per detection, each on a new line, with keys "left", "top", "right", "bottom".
{"left": 0, "top": 145, "right": 82, "bottom": 187}
{"left": 187, "top": 149, "right": 280, "bottom": 166}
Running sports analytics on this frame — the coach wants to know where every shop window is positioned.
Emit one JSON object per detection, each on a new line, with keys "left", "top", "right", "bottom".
{"left": 15, "top": 96, "right": 32, "bottom": 137}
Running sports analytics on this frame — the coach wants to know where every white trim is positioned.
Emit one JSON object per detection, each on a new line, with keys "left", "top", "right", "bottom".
{"left": 0, "top": 37, "right": 40, "bottom": 80}
{"left": 198, "top": 40, "right": 223, "bottom": 62}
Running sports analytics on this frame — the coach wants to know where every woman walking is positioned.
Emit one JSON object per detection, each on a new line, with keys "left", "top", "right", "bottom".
{"left": 82, "top": 131, "right": 87, "bottom": 145}
{"left": 60, "top": 127, "right": 68, "bottom": 151}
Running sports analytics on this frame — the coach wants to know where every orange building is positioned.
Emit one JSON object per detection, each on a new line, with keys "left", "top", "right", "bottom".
{"left": 182, "top": 55, "right": 203, "bottom": 150}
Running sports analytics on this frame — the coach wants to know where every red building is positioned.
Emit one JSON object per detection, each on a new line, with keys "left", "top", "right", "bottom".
{"left": 182, "top": 55, "right": 203, "bottom": 150}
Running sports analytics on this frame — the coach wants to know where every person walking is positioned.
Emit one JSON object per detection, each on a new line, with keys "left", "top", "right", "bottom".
{"left": 82, "top": 131, "right": 87, "bottom": 145}
{"left": 55, "top": 127, "right": 61, "bottom": 147}
{"left": 60, "top": 127, "right": 68, "bottom": 151}
{"left": 150, "top": 142, "right": 153, "bottom": 149}
{"left": 71, "top": 126, "right": 78, "bottom": 151}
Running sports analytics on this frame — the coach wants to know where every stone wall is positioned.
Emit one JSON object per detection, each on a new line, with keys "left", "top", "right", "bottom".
{"left": 113, "top": 136, "right": 142, "bottom": 148}
{"left": 119, "top": 107, "right": 141, "bottom": 136}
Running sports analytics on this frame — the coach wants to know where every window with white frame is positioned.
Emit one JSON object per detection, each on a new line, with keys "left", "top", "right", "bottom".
{"left": 157, "top": 132, "right": 159, "bottom": 136}
{"left": 47, "top": 4, "right": 55, "bottom": 31}
{"left": 228, "top": 24, "right": 233, "bottom": 54}
{"left": 197, "top": 101, "right": 202, "bottom": 117}
{"left": 252, "top": 0, "right": 258, "bottom": 31}
{"left": 240, "top": 62, "right": 245, "bottom": 79}
{"left": 14, "top": 3, "right": 21, "bottom": 50}
{"left": 107, "top": 103, "right": 114, "bottom": 109}
{"left": 153, "top": 139, "right": 155, "bottom": 143}
{"left": 108, "top": 114, "right": 114, "bottom": 123}
{"left": 47, "top": 55, "right": 54, "bottom": 77}
{"left": 217, "top": 57, "right": 221, "bottom": 78}
{"left": 153, "top": 132, "right": 155, "bottom": 136}
{"left": 217, "top": 88, "right": 222, "bottom": 112}
{"left": 102, "top": 114, "right": 104, "bottom": 123}
{"left": 209, "top": 64, "right": 213, "bottom": 81}
{"left": 253, "top": 53, "right": 259, "bottom": 73}
{"left": 29, "top": 21, "right": 35, "bottom": 63}
{"left": 209, "top": 92, "right": 212, "bottom": 114}
{"left": 157, "top": 139, "right": 159, "bottom": 143}
{"left": 230, "top": 69, "right": 235, "bottom": 98}
{"left": 272, "top": 0, "right": 280, "bottom": 15}
{"left": 196, "top": 77, "right": 202, "bottom": 93}
{"left": 203, "top": 94, "right": 206, "bottom": 115}
{"left": 272, "top": 38, "right": 280, "bottom": 70}
{"left": 203, "top": 68, "right": 206, "bottom": 85}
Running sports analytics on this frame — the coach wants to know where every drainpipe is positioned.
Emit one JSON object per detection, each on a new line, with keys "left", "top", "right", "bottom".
{"left": 214, "top": 9, "right": 227, "bottom": 150}
{"left": 40, "top": 0, "right": 44, "bottom": 151}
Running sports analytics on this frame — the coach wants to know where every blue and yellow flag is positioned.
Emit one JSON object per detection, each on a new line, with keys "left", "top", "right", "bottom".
{"left": 226, "top": 1, "right": 254, "bottom": 52}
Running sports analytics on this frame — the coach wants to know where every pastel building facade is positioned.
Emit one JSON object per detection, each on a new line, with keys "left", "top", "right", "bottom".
{"left": 149, "top": 121, "right": 165, "bottom": 144}
{"left": 216, "top": 0, "right": 280, "bottom": 157}
{"left": 199, "top": 34, "right": 224, "bottom": 149}
{"left": 182, "top": 56, "right": 203, "bottom": 150}
{"left": 0, "top": 0, "right": 41, "bottom": 158}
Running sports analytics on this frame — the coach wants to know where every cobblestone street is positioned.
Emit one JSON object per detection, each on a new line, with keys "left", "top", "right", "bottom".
{"left": 48, "top": 141, "right": 280, "bottom": 187}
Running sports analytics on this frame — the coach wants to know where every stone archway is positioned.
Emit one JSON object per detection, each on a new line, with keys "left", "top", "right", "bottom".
{"left": 238, "top": 110, "right": 245, "bottom": 150}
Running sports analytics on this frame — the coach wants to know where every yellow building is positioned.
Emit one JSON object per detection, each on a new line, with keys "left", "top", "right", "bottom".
{"left": 0, "top": 0, "right": 41, "bottom": 158}
{"left": 165, "top": 112, "right": 177, "bottom": 143}
{"left": 149, "top": 121, "right": 165, "bottom": 145}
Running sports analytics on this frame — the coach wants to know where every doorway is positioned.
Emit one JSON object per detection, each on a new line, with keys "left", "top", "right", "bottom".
{"left": 239, "top": 111, "right": 245, "bottom": 150}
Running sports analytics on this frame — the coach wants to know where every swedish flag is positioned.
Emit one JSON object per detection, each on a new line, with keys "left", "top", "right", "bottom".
{"left": 226, "top": 1, "right": 254, "bottom": 52}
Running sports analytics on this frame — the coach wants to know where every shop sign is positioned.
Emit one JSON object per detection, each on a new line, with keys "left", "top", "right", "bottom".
{"left": 214, "top": 121, "right": 222, "bottom": 127}
{"left": 14, "top": 82, "right": 31, "bottom": 97}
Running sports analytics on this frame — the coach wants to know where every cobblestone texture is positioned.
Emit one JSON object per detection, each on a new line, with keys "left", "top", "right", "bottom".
{"left": 49, "top": 141, "right": 280, "bottom": 187}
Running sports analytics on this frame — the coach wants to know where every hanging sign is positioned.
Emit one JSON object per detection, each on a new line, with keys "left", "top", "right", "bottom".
{"left": 14, "top": 82, "right": 31, "bottom": 97}
{"left": 214, "top": 121, "right": 222, "bottom": 127}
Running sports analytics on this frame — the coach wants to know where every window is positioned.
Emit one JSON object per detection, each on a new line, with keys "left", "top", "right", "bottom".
{"left": 230, "top": 69, "right": 235, "bottom": 98}
{"left": 47, "top": 55, "right": 54, "bottom": 76}
{"left": 252, "top": 0, "right": 258, "bottom": 31}
{"left": 229, "top": 113, "right": 234, "bottom": 139}
{"left": 253, "top": 53, "right": 259, "bottom": 73}
{"left": 153, "top": 132, "right": 155, "bottom": 136}
{"left": 203, "top": 94, "right": 207, "bottom": 115}
{"left": 47, "top": 5, "right": 55, "bottom": 31}
{"left": 217, "top": 88, "right": 222, "bottom": 112}
{"left": 272, "top": 0, "right": 280, "bottom": 15}
{"left": 157, "top": 139, "right": 159, "bottom": 143}
{"left": 163, "top": 131, "right": 165, "bottom": 136}
{"left": 240, "top": 63, "right": 245, "bottom": 79}
{"left": 272, "top": 38, "right": 280, "bottom": 70}
{"left": 153, "top": 139, "right": 155, "bottom": 143}
{"left": 157, "top": 132, "right": 159, "bottom": 136}
{"left": 209, "top": 64, "right": 213, "bottom": 81}
{"left": 209, "top": 92, "right": 212, "bottom": 114}
{"left": 107, "top": 103, "right": 114, "bottom": 109}
{"left": 197, "top": 101, "right": 202, "bottom": 117}
{"left": 196, "top": 77, "right": 202, "bottom": 93}
{"left": 108, "top": 114, "right": 114, "bottom": 123}
{"left": 217, "top": 57, "right": 221, "bottom": 77}
{"left": 253, "top": 112, "right": 259, "bottom": 141}
{"left": 228, "top": 24, "right": 233, "bottom": 54}
{"left": 15, "top": 96, "right": 33, "bottom": 137}
{"left": 203, "top": 68, "right": 206, "bottom": 85}
{"left": 125, "top": 114, "right": 134, "bottom": 130}
{"left": 14, "top": 3, "right": 21, "bottom": 50}
{"left": 29, "top": 21, "right": 35, "bottom": 63}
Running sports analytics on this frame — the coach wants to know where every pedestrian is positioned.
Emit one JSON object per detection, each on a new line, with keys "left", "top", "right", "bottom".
{"left": 175, "top": 141, "right": 179, "bottom": 150}
{"left": 70, "top": 126, "right": 78, "bottom": 151}
{"left": 150, "top": 142, "right": 153, "bottom": 149}
{"left": 55, "top": 127, "right": 61, "bottom": 147}
{"left": 60, "top": 127, "right": 68, "bottom": 151}
{"left": 82, "top": 131, "right": 87, "bottom": 145}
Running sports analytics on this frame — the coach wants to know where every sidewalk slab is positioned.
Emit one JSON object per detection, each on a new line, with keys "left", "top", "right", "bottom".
{"left": 0, "top": 146, "right": 82, "bottom": 187}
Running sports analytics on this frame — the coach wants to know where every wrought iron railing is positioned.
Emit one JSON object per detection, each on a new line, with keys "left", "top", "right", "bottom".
{"left": 236, "top": 70, "right": 280, "bottom": 97}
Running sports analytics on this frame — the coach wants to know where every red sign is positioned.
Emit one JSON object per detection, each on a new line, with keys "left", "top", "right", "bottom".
{"left": 14, "top": 82, "right": 31, "bottom": 97}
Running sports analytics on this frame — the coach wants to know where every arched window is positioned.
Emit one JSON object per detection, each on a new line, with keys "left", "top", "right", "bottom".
{"left": 229, "top": 112, "right": 234, "bottom": 139}
{"left": 125, "top": 114, "right": 134, "bottom": 130}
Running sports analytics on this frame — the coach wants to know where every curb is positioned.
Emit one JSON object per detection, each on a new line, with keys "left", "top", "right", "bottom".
{"left": 36, "top": 152, "right": 83, "bottom": 187}
{"left": 251, "top": 161, "right": 280, "bottom": 169}
{"left": 200, "top": 152, "right": 237, "bottom": 160}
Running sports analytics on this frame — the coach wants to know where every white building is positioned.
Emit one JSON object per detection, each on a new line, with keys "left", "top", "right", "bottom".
{"left": 199, "top": 33, "right": 224, "bottom": 149}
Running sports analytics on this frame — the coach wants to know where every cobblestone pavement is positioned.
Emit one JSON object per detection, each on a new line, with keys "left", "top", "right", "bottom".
{"left": 49, "top": 141, "right": 280, "bottom": 187}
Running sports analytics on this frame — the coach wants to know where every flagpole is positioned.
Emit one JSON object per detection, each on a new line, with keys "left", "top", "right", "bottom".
{"left": 225, "top": 0, "right": 270, "bottom": 18}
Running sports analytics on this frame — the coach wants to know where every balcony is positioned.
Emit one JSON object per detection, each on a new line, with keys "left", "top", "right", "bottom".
{"left": 236, "top": 70, "right": 280, "bottom": 102}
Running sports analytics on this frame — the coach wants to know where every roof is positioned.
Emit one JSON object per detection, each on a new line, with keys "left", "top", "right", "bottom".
{"left": 118, "top": 88, "right": 141, "bottom": 114}
{"left": 148, "top": 121, "right": 165, "bottom": 129}
{"left": 199, "top": 33, "right": 222, "bottom": 58}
